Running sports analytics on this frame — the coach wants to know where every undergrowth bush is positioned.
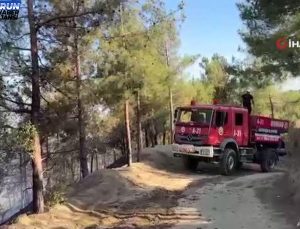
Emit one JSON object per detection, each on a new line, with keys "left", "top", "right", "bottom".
{"left": 45, "top": 185, "right": 68, "bottom": 207}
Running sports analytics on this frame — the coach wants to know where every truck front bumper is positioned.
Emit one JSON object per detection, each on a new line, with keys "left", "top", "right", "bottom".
{"left": 172, "top": 144, "right": 220, "bottom": 158}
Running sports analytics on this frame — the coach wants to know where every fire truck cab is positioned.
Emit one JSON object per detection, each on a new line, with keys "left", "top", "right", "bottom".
{"left": 172, "top": 102, "right": 289, "bottom": 175}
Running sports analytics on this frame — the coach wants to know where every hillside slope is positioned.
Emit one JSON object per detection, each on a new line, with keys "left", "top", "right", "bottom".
{"left": 10, "top": 146, "right": 205, "bottom": 229}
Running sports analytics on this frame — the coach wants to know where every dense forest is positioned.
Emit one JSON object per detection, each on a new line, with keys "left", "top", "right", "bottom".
{"left": 0, "top": 0, "right": 299, "bottom": 218}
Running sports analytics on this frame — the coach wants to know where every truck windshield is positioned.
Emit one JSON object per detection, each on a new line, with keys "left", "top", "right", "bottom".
{"left": 178, "top": 109, "right": 213, "bottom": 125}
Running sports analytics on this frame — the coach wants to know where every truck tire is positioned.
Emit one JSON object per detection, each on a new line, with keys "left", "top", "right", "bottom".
{"left": 183, "top": 157, "right": 198, "bottom": 171}
{"left": 236, "top": 161, "right": 243, "bottom": 170}
{"left": 260, "top": 149, "right": 276, "bottom": 172}
{"left": 220, "top": 148, "right": 237, "bottom": 175}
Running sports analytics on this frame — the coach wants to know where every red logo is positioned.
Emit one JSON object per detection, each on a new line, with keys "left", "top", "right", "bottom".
{"left": 276, "top": 37, "right": 288, "bottom": 50}
{"left": 218, "top": 127, "right": 224, "bottom": 136}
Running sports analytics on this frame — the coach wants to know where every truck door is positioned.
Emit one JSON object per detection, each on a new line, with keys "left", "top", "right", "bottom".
{"left": 215, "top": 109, "right": 231, "bottom": 141}
{"left": 234, "top": 111, "right": 249, "bottom": 146}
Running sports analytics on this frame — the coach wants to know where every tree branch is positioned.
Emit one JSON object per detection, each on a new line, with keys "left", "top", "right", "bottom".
{"left": 23, "top": 187, "right": 33, "bottom": 192}
{"left": 44, "top": 79, "right": 73, "bottom": 100}
{"left": 0, "top": 95, "right": 32, "bottom": 106}
{"left": 11, "top": 46, "right": 31, "bottom": 51}
{"left": 0, "top": 104, "right": 31, "bottom": 114}
{"left": 37, "top": 54, "right": 49, "bottom": 69}
{"left": 40, "top": 93, "right": 51, "bottom": 105}
{"left": 37, "top": 10, "right": 96, "bottom": 28}
{"left": 9, "top": 32, "right": 30, "bottom": 41}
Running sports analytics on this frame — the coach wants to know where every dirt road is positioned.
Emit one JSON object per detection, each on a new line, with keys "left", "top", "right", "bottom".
{"left": 155, "top": 146, "right": 300, "bottom": 229}
{"left": 11, "top": 145, "right": 300, "bottom": 229}
{"left": 173, "top": 164, "right": 299, "bottom": 229}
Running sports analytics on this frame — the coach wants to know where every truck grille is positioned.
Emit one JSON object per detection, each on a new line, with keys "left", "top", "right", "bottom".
{"left": 174, "top": 134, "right": 207, "bottom": 146}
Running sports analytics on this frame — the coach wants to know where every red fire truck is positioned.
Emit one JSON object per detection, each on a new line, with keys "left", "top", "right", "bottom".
{"left": 172, "top": 101, "right": 289, "bottom": 175}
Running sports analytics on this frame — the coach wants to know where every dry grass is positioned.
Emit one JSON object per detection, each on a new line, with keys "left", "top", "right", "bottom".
{"left": 10, "top": 205, "right": 119, "bottom": 229}
{"left": 120, "top": 163, "right": 195, "bottom": 191}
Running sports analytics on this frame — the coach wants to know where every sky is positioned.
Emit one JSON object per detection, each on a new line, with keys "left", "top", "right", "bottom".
{"left": 164, "top": 0, "right": 300, "bottom": 90}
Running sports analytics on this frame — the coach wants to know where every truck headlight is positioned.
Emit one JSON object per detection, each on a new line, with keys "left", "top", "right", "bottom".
{"left": 200, "top": 149, "right": 210, "bottom": 155}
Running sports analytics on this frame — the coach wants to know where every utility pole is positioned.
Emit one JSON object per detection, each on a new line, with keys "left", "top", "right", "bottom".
{"left": 136, "top": 89, "right": 142, "bottom": 162}
{"left": 269, "top": 95, "right": 274, "bottom": 118}
{"left": 165, "top": 40, "right": 174, "bottom": 144}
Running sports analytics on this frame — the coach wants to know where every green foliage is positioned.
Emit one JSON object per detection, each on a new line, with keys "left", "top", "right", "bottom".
{"left": 191, "top": 80, "right": 214, "bottom": 104}
{"left": 254, "top": 86, "right": 300, "bottom": 123}
{"left": 236, "top": 0, "right": 300, "bottom": 122}
{"left": 237, "top": 0, "right": 300, "bottom": 77}
{"left": 200, "top": 54, "right": 239, "bottom": 103}
{"left": 17, "top": 123, "right": 37, "bottom": 155}
{"left": 0, "top": 120, "right": 36, "bottom": 156}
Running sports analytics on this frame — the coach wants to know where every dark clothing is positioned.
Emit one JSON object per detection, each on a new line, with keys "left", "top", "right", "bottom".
{"left": 246, "top": 106, "right": 252, "bottom": 114}
{"left": 242, "top": 93, "right": 253, "bottom": 114}
{"left": 242, "top": 93, "right": 253, "bottom": 107}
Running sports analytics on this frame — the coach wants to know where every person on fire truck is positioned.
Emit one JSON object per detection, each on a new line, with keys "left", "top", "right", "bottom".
{"left": 242, "top": 91, "right": 254, "bottom": 114}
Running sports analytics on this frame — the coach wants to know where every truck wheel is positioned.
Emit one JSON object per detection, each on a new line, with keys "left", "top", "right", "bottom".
{"left": 220, "top": 148, "right": 237, "bottom": 175}
{"left": 183, "top": 157, "right": 198, "bottom": 171}
{"left": 236, "top": 162, "right": 243, "bottom": 170}
{"left": 260, "top": 149, "right": 276, "bottom": 172}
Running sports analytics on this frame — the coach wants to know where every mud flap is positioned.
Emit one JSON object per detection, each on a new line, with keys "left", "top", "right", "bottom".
{"left": 275, "top": 151, "right": 279, "bottom": 165}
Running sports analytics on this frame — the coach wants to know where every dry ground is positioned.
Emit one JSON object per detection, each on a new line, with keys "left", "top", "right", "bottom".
{"left": 7, "top": 142, "right": 300, "bottom": 229}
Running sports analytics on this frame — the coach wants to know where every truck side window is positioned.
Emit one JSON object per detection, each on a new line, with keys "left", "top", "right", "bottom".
{"left": 174, "top": 109, "right": 178, "bottom": 122}
{"left": 235, "top": 113, "right": 243, "bottom": 126}
{"left": 215, "top": 111, "right": 228, "bottom": 127}
{"left": 180, "top": 111, "right": 191, "bottom": 122}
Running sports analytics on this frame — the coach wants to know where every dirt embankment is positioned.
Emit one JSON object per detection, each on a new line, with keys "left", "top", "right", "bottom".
{"left": 287, "top": 126, "right": 300, "bottom": 202}
{"left": 10, "top": 146, "right": 203, "bottom": 229}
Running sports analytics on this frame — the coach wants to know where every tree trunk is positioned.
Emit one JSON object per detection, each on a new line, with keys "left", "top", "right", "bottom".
{"left": 122, "top": 136, "right": 126, "bottom": 155}
{"left": 28, "top": 0, "right": 44, "bottom": 214}
{"left": 90, "top": 153, "right": 94, "bottom": 173}
{"left": 136, "top": 90, "right": 142, "bottom": 162}
{"left": 19, "top": 152, "right": 25, "bottom": 208}
{"left": 151, "top": 134, "right": 155, "bottom": 147}
{"left": 46, "top": 136, "right": 49, "bottom": 165}
{"left": 144, "top": 128, "right": 149, "bottom": 147}
{"left": 71, "top": 157, "right": 75, "bottom": 181}
{"left": 163, "top": 131, "right": 166, "bottom": 145}
{"left": 32, "top": 134, "right": 44, "bottom": 214}
{"left": 120, "top": 3, "right": 132, "bottom": 166}
{"left": 113, "top": 149, "right": 117, "bottom": 162}
{"left": 95, "top": 153, "right": 99, "bottom": 171}
{"left": 103, "top": 153, "right": 107, "bottom": 168}
{"left": 125, "top": 99, "right": 132, "bottom": 166}
{"left": 74, "top": 19, "right": 89, "bottom": 179}
{"left": 23, "top": 154, "right": 29, "bottom": 204}
{"left": 269, "top": 95, "right": 274, "bottom": 118}
{"left": 154, "top": 134, "right": 158, "bottom": 145}
{"left": 150, "top": 120, "right": 156, "bottom": 147}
